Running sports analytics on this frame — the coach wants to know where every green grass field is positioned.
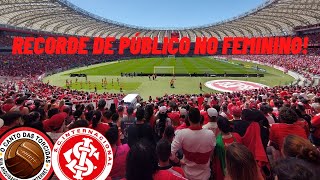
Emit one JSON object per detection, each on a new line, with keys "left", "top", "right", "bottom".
{"left": 45, "top": 57, "right": 295, "bottom": 99}
{"left": 69, "top": 57, "right": 259, "bottom": 75}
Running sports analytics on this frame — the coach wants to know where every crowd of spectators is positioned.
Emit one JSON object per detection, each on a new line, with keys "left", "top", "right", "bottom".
{"left": 0, "top": 54, "right": 121, "bottom": 77}
{"left": 221, "top": 54, "right": 320, "bottom": 80}
{"left": 0, "top": 52, "right": 154, "bottom": 77}
{"left": 302, "top": 32, "right": 320, "bottom": 46}
{"left": 0, "top": 34, "right": 14, "bottom": 47}
{"left": 0, "top": 76, "right": 319, "bottom": 179}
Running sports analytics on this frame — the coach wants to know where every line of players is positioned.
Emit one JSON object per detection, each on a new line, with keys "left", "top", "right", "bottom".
{"left": 148, "top": 74, "right": 158, "bottom": 80}
{"left": 65, "top": 75, "right": 204, "bottom": 92}
{"left": 65, "top": 77, "right": 123, "bottom": 92}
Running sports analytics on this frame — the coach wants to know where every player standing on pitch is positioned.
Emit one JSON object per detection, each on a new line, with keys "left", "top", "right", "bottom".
{"left": 170, "top": 79, "right": 175, "bottom": 88}
{"left": 120, "top": 83, "right": 123, "bottom": 92}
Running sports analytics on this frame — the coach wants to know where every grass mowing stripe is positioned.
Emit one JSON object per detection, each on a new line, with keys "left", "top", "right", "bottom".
{"left": 195, "top": 58, "right": 217, "bottom": 73}
{"left": 71, "top": 57, "right": 263, "bottom": 76}
{"left": 185, "top": 57, "right": 202, "bottom": 73}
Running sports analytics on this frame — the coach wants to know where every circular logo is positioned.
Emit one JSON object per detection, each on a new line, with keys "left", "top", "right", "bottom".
{"left": 0, "top": 127, "right": 54, "bottom": 180}
{"left": 205, "top": 79, "right": 268, "bottom": 92}
{"left": 52, "top": 128, "right": 113, "bottom": 180}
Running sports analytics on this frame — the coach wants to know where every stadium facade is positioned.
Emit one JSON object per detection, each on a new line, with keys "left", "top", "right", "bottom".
{"left": 0, "top": 0, "right": 319, "bottom": 41}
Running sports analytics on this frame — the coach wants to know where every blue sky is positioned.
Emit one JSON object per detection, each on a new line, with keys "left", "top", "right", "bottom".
{"left": 67, "top": 0, "right": 265, "bottom": 28}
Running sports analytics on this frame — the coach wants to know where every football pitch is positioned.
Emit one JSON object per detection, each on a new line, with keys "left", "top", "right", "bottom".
{"left": 45, "top": 57, "right": 295, "bottom": 98}
{"left": 69, "top": 57, "right": 259, "bottom": 75}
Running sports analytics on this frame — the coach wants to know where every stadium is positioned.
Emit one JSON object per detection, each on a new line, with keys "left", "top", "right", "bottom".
{"left": 0, "top": 0, "right": 319, "bottom": 180}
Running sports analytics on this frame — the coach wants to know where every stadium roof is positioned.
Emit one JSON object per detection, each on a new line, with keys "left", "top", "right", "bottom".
{"left": 0, "top": 0, "right": 319, "bottom": 41}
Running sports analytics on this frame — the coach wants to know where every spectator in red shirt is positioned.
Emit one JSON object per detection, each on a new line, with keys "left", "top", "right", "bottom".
{"left": 43, "top": 107, "right": 69, "bottom": 133}
{"left": 280, "top": 90, "right": 288, "bottom": 98}
{"left": 167, "top": 103, "right": 180, "bottom": 127}
{"left": 227, "top": 99, "right": 237, "bottom": 114}
{"left": 89, "top": 110, "right": 110, "bottom": 136}
{"left": 1, "top": 98, "right": 15, "bottom": 113}
{"left": 200, "top": 105, "right": 210, "bottom": 125}
{"left": 210, "top": 96, "right": 218, "bottom": 107}
{"left": 270, "top": 107, "right": 308, "bottom": 150}
{"left": 105, "top": 126, "right": 130, "bottom": 179}
{"left": 213, "top": 117, "right": 242, "bottom": 180}
{"left": 231, "top": 106, "right": 242, "bottom": 121}
{"left": 311, "top": 104, "right": 320, "bottom": 146}
{"left": 44, "top": 110, "right": 69, "bottom": 143}
{"left": 197, "top": 94, "right": 204, "bottom": 108}
{"left": 155, "top": 139, "right": 185, "bottom": 179}
{"left": 241, "top": 109, "right": 269, "bottom": 171}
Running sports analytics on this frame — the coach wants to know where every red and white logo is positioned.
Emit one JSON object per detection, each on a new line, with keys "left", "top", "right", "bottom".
{"left": 205, "top": 79, "right": 268, "bottom": 92}
{"left": 52, "top": 128, "right": 113, "bottom": 180}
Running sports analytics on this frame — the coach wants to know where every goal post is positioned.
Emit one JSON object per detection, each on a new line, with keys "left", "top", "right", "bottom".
{"left": 154, "top": 66, "right": 175, "bottom": 75}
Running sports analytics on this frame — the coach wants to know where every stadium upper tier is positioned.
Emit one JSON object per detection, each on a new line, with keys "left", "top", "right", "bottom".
{"left": 0, "top": 0, "right": 319, "bottom": 41}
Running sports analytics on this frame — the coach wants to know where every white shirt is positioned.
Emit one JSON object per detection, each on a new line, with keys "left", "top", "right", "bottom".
{"left": 171, "top": 127, "right": 215, "bottom": 180}
{"left": 203, "top": 122, "right": 218, "bottom": 137}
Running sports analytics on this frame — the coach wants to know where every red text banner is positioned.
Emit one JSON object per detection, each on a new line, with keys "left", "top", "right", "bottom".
{"left": 12, "top": 34, "right": 309, "bottom": 56}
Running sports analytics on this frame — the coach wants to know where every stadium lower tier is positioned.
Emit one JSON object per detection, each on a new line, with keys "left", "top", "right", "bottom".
{"left": 0, "top": 75, "right": 319, "bottom": 179}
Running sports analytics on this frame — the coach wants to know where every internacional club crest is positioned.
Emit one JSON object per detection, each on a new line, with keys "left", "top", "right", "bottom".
{"left": 52, "top": 128, "right": 113, "bottom": 180}
{"left": 0, "top": 127, "right": 54, "bottom": 180}
{"left": 205, "top": 79, "right": 268, "bottom": 92}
